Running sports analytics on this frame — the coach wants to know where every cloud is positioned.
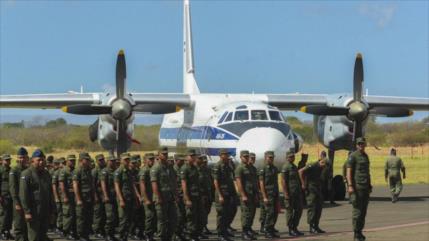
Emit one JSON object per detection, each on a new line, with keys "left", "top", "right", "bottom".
{"left": 358, "top": 3, "right": 397, "bottom": 28}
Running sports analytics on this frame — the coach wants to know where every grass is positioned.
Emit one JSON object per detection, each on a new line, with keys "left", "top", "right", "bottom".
{"left": 8, "top": 145, "right": 429, "bottom": 186}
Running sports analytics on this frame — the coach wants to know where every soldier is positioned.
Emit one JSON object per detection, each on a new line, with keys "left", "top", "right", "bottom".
{"left": 114, "top": 153, "right": 138, "bottom": 241}
{"left": 52, "top": 157, "right": 65, "bottom": 236}
{"left": 180, "top": 150, "right": 203, "bottom": 241}
{"left": 212, "top": 149, "right": 236, "bottom": 241}
{"left": 385, "top": 148, "right": 406, "bottom": 203}
{"left": 151, "top": 147, "right": 177, "bottom": 241}
{"left": 9, "top": 148, "right": 29, "bottom": 241}
{"left": 73, "top": 152, "right": 96, "bottom": 241}
{"left": 129, "top": 155, "right": 144, "bottom": 240}
{"left": 347, "top": 137, "right": 372, "bottom": 241}
{"left": 139, "top": 153, "right": 156, "bottom": 241}
{"left": 281, "top": 151, "right": 304, "bottom": 237}
{"left": 92, "top": 154, "right": 106, "bottom": 238}
{"left": 20, "top": 149, "right": 55, "bottom": 241}
{"left": 259, "top": 151, "right": 280, "bottom": 239}
{"left": 100, "top": 156, "right": 118, "bottom": 241}
{"left": 172, "top": 154, "right": 186, "bottom": 241}
{"left": 0, "top": 154, "right": 14, "bottom": 240}
{"left": 197, "top": 155, "right": 213, "bottom": 236}
{"left": 235, "top": 150, "right": 258, "bottom": 240}
{"left": 298, "top": 151, "right": 327, "bottom": 234}
{"left": 226, "top": 158, "right": 238, "bottom": 235}
{"left": 59, "top": 155, "right": 78, "bottom": 240}
{"left": 247, "top": 152, "right": 259, "bottom": 238}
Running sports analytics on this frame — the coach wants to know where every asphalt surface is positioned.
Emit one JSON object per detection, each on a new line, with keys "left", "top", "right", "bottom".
{"left": 48, "top": 184, "right": 429, "bottom": 241}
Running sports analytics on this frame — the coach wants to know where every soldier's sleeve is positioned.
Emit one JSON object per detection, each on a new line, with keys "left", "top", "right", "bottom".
{"left": 9, "top": 169, "right": 20, "bottom": 204}
{"left": 346, "top": 154, "right": 355, "bottom": 169}
{"left": 72, "top": 169, "right": 80, "bottom": 182}
{"left": 19, "top": 172, "right": 31, "bottom": 215}
{"left": 150, "top": 166, "right": 159, "bottom": 182}
{"left": 399, "top": 158, "right": 405, "bottom": 170}
{"left": 281, "top": 165, "right": 289, "bottom": 180}
{"left": 180, "top": 165, "right": 187, "bottom": 181}
{"left": 234, "top": 165, "right": 242, "bottom": 179}
{"left": 212, "top": 164, "right": 220, "bottom": 180}
{"left": 138, "top": 169, "right": 144, "bottom": 181}
{"left": 258, "top": 168, "right": 265, "bottom": 181}
{"left": 114, "top": 169, "right": 122, "bottom": 183}
{"left": 51, "top": 172, "right": 57, "bottom": 185}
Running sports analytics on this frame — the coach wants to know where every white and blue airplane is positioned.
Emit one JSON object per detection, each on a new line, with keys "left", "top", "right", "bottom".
{"left": 1, "top": 0, "right": 428, "bottom": 169}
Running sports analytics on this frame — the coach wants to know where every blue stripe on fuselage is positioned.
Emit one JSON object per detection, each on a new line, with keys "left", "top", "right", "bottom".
{"left": 159, "top": 126, "right": 239, "bottom": 141}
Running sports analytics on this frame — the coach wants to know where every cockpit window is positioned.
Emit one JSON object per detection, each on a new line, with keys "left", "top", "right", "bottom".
{"left": 251, "top": 110, "right": 268, "bottom": 120}
{"left": 269, "top": 111, "right": 283, "bottom": 121}
{"left": 224, "top": 112, "right": 233, "bottom": 122}
{"left": 236, "top": 105, "right": 248, "bottom": 110}
{"left": 218, "top": 112, "right": 228, "bottom": 124}
{"left": 234, "top": 111, "right": 249, "bottom": 121}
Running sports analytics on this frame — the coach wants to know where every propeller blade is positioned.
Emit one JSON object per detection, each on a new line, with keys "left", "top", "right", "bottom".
{"left": 116, "top": 49, "right": 126, "bottom": 99}
{"left": 300, "top": 105, "right": 349, "bottom": 116}
{"left": 352, "top": 120, "right": 363, "bottom": 148}
{"left": 353, "top": 53, "right": 364, "bottom": 101}
{"left": 116, "top": 120, "right": 128, "bottom": 156}
{"left": 369, "top": 107, "right": 413, "bottom": 117}
{"left": 61, "top": 105, "right": 111, "bottom": 115}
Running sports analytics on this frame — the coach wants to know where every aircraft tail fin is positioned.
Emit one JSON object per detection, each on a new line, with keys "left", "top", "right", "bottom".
{"left": 183, "top": 0, "right": 200, "bottom": 94}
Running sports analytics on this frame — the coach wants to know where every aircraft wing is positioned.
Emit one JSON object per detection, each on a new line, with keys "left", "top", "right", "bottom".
{"left": 129, "top": 93, "right": 192, "bottom": 114}
{"left": 0, "top": 93, "right": 101, "bottom": 109}
{"left": 266, "top": 94, "right": 328, "bottom": 110}
{"left": 364, "top": 95, "right": 429, "bottom": 111}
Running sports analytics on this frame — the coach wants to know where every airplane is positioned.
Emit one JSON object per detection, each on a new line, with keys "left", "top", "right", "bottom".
{"left": 1, "top": 0, "right": 428, "bottom": 172}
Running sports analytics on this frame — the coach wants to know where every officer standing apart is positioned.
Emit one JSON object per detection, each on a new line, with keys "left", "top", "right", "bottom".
{"left": 259, "top": 151, "right": 280, "bottom": 239}
{"left": 0, "top": 154, "right": 14, "bottom": 240}
{"left": 73, "top": 153, "right": 96, "bottom": 241}
{"left": 151, "top": 147, "right": 177, "bottom": 241}
{"left": 384, "top": 148, "right": 406, "bottom": 203}
{"left": 9, "top": 148, "right": 29, "bottom": 241}
{"left": 100, "top": 156, "right": 119, "bottom": 241}
{"left": 212, "top": 149, "right": 236, "bottom": 241}
{"left": 114, "top": 153, "right": 137, "bottom": 241}
{"left": 347, "top": 137, "right": 372, "bottom": 241}
{"left": 281, "top": 151, "right": 304, "bottom": 237}
{"left": 180, "top": 150, "right": 202, "bottom": 241}
{"left": 299, "top": 151, "right": 327, "bottom": 234}
{"left": 20, "top": 149, "right": 55, "bottom": 241}
{"left": 235, "top": 150, "right": 258, "bottom": 240}
{"left": 139, "top": 153, "right": 156, "bottom": 241}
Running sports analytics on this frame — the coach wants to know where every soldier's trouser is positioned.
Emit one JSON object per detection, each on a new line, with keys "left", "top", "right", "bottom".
{"left": 226, "top": 195, "right": 238, "bottom": 227}
{"left": 62, "top": 200, "right": 76, "bottom": 235}
{"left": 13, "top": 201, "right": 28, "bottom": 241}
{"left": 0, "top": 197, "right": 13, "bottom": 232}
{"left": 185, "top": 196, "right": 203, "bottom": 238}
{"left": 389, "top": 177, "right": 403, "bottom": 197}
{"left": 144, "top": 203, "right": 156, "bottom": 237}
{"left": 263, "top": 196, "right": 279, "bottom": 231}
{"left": 55, "top": 202, "right": 63, "bottom": 230}
{"left": 285, "top": 194, "right": 303, "bottom": 229}
{"left": 240, "top": 196, "right": 256, "bottom": 230}
{"left": 156, "top": 200, "right": 177, "bottom": 241}
{"left": 76, "top": 201, "right": 93, "bottom": 238}
{"left": 129, "top": 205, "right": 144, "bottom": 235}
{"left": 306, "top": 190, "right": 323, "bottom": 226}
{"left": 215, "top": 194, "right": 235, "bottom": 235}
{"left": 118, "top": 200, "right": 134, "bottom": 239}
{"left": 92, "top": 201, "right": 105, "bottom": 234}
{"left": 259, "top": 197, "right": 266, "bottom": 228}
{"left": 26, "top": 209, "right": 49, "bottom": 241}
{"left": 175, "top": 199, "right": 185, "bottom": 236}
{"left": 201, "top": 196, "right": 211, "bottom": 228}
{"left": 104, "top": 200, "right": 118, "bottom": 237}
{"left": 351, "top": 189, "right": 369, "bottom": 232}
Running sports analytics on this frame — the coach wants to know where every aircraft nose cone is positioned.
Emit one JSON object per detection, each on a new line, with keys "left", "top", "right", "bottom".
{"left": 236, "top": 127, "right": 290, "bottom": 168}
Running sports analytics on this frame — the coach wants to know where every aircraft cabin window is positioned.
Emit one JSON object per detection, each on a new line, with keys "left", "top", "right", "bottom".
{"left": 218, "top": 112, "right": 228, "bottom": 124}
{"left": 224, "top": 112, "right": 233, "bottom": 122}
{"left": 234, "top": 110, "right": 249, "bottom": 121}
{"left": 269, "top": 111, "right": 282, "bottom": 121}
{"left": 251, "top": 110, "right": 268, "bottom": 120}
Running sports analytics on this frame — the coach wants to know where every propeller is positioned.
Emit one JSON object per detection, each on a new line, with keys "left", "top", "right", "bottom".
{"left": 300, "top": 53, "right": 413, "bottom": 147}
{"left": 62, "top": 49, "right": 133, "bottom": 156}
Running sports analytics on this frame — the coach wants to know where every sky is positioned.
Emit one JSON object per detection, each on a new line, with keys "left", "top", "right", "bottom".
{"left": 0, "top": 0, "right": 428, "bottom": 125}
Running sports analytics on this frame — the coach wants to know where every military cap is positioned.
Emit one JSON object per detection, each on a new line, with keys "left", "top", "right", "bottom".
{"left": 240, "top": 150, "right": 250, "bottom": 157}
{"left": 130, "top": 156, "right": 139, "bottom": 163}
{"left": 17, "top": 147, "right": 28, "bottom": 156}
{"left": 95, "top": 154, "right": 105, "bottom": 161}
{"left": 158, "top": 147, "right": 168, "bottom": 154}
{"left": 47, "top": 155, "right": 54, "bottom": 163}
{"left": 120, "top": 152, "right": 131, "bottom": 159}
{"left": 79, "top": 152, "right": 91, "bottom": 160}
{"left": 144, "top": 153, "right": 155, "bottom": 159}
{"left": 167, "top": 156, "right": 175, "bottom": 161}
{"left": 219, "top": 148, "right": 230, "bottom": 155}
{"left": 356, "top": 137, "right": 366, "bottom": 144}
{"left": 54, "top": 158, "right": 61, "bottom": 164}
{"left": 286, "top": 151, "right": 295, "bottom": 158}
{"left": 249, "top": 152, "right": 256, "bottom": 158}
{"left": 173, "top": 154, "right": 185, "bottom": 160}
{"left": 132, "top": 154, "right": 141, "bottom": 161}
{"left": 198, "top": 155, "right": 208, "bottom": 161}
{"left": 2, "top": 154, "right": 11, "bottom": 160}
{"left": 32, "top": 149, "right": 44, "bottom": 158}
{"left": 187, "top": 149, "right": 197, "bottom": 156}
{"left": 264, "top": 151, "right": 275, "bottom": 157}
{"left": 67, "top": 154, "right": 76, "bottom": 161}
{"left": 106, "top": 155, "right": 117, "bottom": 161}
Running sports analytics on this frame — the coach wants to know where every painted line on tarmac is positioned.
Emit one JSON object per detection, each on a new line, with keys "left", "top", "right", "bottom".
{"left": 277, "top": 221, "right": 429, "bottom": 240}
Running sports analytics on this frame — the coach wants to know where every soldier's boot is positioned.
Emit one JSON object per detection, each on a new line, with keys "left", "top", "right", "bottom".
{"left": 217, "top": 234, "right": 233, "bottom": 241}
{"left": 203, "top": 226, "right": 212, "bottom": 235}
{"left": 293, "top": 227, "right": 304, "bottom": 236}
{"left": 273, "top": 227, "right": 279, "bottom": 233}
{"left": 174, "top": 233, "right": 186, "bottom": 241}
{"left": 241, "top": 229, "right": 252, "bottom": 240}
{"left": 224, "top": 230, "right": 234, "bottom": 238}
{"left": 144, "top": 235, "right": 154, "bottom": 241}
{"left": 288, "top": 227, "right": 298, "bottom": 237}
{"left": 227, "top": 226, "right": 236, "bottom": 234}
{"left": 248, "top": 228, "right": 258, "bottom": 237}
{"left": 259, "top": 223, "right": 265, "bottom": 234}
{"left": 314, "top": 226, "right": 326, "bottom": 234}
{"left": 198, "top": 233, "right": 209, "bottom": 239}
{"left": 309, "top": 224, "right": 317, "bottom": 234}
{"left": 265, "top": 229, "right": 280, "bottom": 239}
{"left": 354, "top": 231, "right": 365, "bottom": 241}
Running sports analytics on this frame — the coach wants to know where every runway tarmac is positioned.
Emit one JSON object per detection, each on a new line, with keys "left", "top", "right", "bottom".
{"left": 50, "top": 184, "right": 429, "bottom": 241}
